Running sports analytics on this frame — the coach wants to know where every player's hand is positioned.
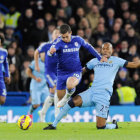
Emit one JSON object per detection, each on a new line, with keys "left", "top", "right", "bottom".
{"left": 50, "top": 48, "right": 56, "bottom": 54}
{"left": 5, "top": 77, "right": 11, "bottom": 84}
{"left": 35, "top": 65, "right": 40, "bottom": 72}
{"left": 35, "top": 77, "right": 42, "bottom": 82}
{"left": 100, "top": 56, "right": 108, "bottom": 62}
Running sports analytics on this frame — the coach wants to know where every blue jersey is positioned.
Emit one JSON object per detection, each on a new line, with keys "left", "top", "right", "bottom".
{"left": 37, "top": 41, "right": 57, "bottom": 75}
{"left": 0, "top": 48, "right": 10, "bottom": 78}
{"left": 51, "top": 36, "right": 101, "bottom": 75}
{"left": 86, "top": 56, "right": 127, "bottom": 94}
{"left": 29, "top": 59, "right": 46, "bottom": 90}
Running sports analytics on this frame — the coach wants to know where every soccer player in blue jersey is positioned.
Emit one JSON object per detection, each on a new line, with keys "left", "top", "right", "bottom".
{"left": 0, "top": 33, "right": 10, "bottom": 105}
{"left": 48, "top": 24, "right": 107, "bottom": 108}
{"left": 26, "top": 53, "right": 49, "bottom": 121}
{"left": 34, "top": 28, "right": 60, "bottom": 121}
{"left": 44, "top": 42, "right": 140, "bottom": 130}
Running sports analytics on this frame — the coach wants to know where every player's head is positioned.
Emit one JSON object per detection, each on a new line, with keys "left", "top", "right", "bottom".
{"left": 0, "top": 33, "right": 5, "bottom": 46}
{"left": 60, "top": 24, "right": 72, "bottom": 43}
{"left": 101, "top": 42, "right": 113, "bottom": 58}
{"left": 52, "top": 27, "right": 60, "bottom": 41}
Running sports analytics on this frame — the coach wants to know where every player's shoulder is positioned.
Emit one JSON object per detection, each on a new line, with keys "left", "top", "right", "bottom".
{"left": 72, "top": 35, "right": 82, "bottom": 41}
{"left": 53, "top": 36, "right": 62, "bottom": 45}
{"left": 110, "top": 56, "right": 124, "bottom": 61}
{"left": 0, "top": 48, "right": 8, "bottom": 55}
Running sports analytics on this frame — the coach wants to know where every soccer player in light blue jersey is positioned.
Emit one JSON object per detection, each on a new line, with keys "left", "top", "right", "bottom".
{"left": 26, "top": 53, "right": 49, "bottom": 121}
{"left": 0, "top": 33, "right": 10, "bottom": 122}
{"left": 34, "top": 28, "right": 60, "bottom": 121}
{"left": 43, "top": 42, "right": 140, "bottom": 130}
{"left": 48, "top": 24, "right": 107, "bottom": 108}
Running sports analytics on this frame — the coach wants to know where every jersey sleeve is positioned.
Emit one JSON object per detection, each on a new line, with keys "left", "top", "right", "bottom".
{"left": 116, "top": 57, "right": 127, "bottom": 68}
{"left": 50, "top": 37, "right": 61, "bottom": 51}
{"left": 86, "top": 59, "right": 96, "bottom": 70}
{"left": 3, "top": 52, "right": 10, "bottom": 77}
{"left": 78, "top": 36, "right": 101, "bottom": 61}
{"left": 29, "top": 61, "right": 35, "bottom": 71}
{"left": 37, "top": 43, "right": 49, "bottom": 53}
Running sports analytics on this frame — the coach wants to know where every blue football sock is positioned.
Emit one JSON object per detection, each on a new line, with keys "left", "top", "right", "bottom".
{"left": 52, "top": 103, "right": 71, "bottom": 127}
{"left": 105, "top": 123, "right": 116, "bottom": 129}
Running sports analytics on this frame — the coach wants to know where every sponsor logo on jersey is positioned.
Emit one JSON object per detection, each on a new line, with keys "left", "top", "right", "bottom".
{"left": 63, "top": 48, "right": 79, "bottom": 53}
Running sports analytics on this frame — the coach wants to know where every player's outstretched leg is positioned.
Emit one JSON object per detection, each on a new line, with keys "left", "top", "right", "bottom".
{"left": 57, "top": 77, "right": 79, "bottom": 108}
{"left": 38, "top": 93, "right": 54, "bottom": 122}
{"left": 43, "top": 95, "right": 82, "bottom": 130}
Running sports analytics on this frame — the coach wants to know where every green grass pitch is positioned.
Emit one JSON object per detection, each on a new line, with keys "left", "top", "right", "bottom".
{"left": 0, "top": 122, "right": 140, "bottom": 140}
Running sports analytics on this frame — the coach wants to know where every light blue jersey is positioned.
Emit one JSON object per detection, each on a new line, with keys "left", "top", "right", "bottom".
{"left": 79, "top": 56, "right": 127, "bottom": 118}
{"left": 29, "top": 59, "right": 47, "bottom": 90}
{"left": 86, "top": 56, "right": 127, "bottom": 94}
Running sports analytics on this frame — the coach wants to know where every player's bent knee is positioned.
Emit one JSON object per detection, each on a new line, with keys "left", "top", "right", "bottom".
{"left": 73, "top": 95, "right": 82, "bottom": 107}
{"left": 0, "top": 97, "right": 6, "bottom": 105}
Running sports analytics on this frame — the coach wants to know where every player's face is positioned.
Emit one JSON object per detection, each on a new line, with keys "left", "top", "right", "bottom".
{"left": 101, "top": 44, "right": 113, "bottom": 58}
{"left": 61, "top": 32, "right": 72, "bottom": 43}
{"left": 52, "top": 29, "right": 60, "bottom": 41}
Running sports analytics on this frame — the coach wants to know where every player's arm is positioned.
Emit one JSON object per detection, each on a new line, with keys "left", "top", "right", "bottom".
{"left": 34, "top": 43, "right": 48, "bottom": 72}
{"left": 34, "top": 49, "right": 40, "bottom": 72}
{"left": 125, "top": 61, "right": 140, "bottom": 68}
{"left": 26, "top": 67, "right": 41, "bottom": 82}
{"left": 79, "top": 37, "right": 107, "bottom": 62}
{"left": 82, "top": 59, "right": 95, "bottom": 75}
{"left": 3, "top": 54, "right": 10, "bottom": 84}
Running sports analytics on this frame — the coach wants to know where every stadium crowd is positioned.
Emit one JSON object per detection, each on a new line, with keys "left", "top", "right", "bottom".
{"left": 0, "top": 0, "right": 140, "bottom": 105}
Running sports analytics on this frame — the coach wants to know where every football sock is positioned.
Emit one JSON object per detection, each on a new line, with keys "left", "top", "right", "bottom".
{"left": 41, "top": 93, "right": 54, "bottom": 114}
{"left": 29, "top": 105, "right": 36, "bottom": 114}
{"left": 52, "top": 103, "right": 71, "bottom": 127}
{"left": 54, "top": 91, "right": 60, "bottom": 118}
{"left": 65, "top": 88, "right": 76, "bottom": 98}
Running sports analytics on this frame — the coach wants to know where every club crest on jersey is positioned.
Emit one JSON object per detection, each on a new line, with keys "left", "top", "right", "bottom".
{"left": 109, "top": 61, "right": 112, "bottom": 64}
{"left": 75, "top": 42, "right": 78, "bottom": 47}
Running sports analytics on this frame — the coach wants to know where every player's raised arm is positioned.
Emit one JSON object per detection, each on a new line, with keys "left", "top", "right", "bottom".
{"left": 125, "top": 61, "right": 140, "bottom": 68}
{"left": 79, "top": 37, "right": 107, "bottom": 62}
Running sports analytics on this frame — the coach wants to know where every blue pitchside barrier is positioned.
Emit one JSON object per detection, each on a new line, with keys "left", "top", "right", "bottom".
{"left": 0, "top": 106, "right": 140, "bottom": 123}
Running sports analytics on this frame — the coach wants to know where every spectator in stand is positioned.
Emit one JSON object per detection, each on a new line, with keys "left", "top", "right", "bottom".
{"left": 77, "top": 29, "right": 84, "bottom": 38}
{"left": 129, "top": 12, "right": 140, "bottom": 33}
{"left": 128, "top": 44, "right": 138, "bottom": 61}
{"left": 85, "top": 28, "right": 94, "bottom": 45}
{"left": 59, "top": 0, "right": 72, "bottom": 18}
{"left": 130, "top": 0, "right": 140, "bottom": 18}
{"left": 96, "top": 0, "right": 106, "bottom": 17}
{"left": 18, "top": 8, "right": 35, "bottom": 49}
{"left": 25, "top": 46, "right": 35, "bottom": 62}
{"left": 125, "top": 27, "right": 140, "bottom": 46}
{"left": 75, "top": 7, "right": 85, "bottom": 24}
{"left": 119, "top": 40, "right": 129, "bottom": 60}
{"left": 122, "top": 11, "right": 130, "bottom": 25}
{"left": 29, "top": 18, "right": 46, "bottom": 48}
{"left": 57, "top": 19, "right": 65, "bottom": 26}
{"left": 20, "top": 59, "right": 31, "bottom": 91}
{"left": 7, "top": 46, "right": 21, "bottom": 69}
{"left": 98, "top": 17, "right": 105, "bottom": 25}
{"left": 92, "top": 23, "right": 109, "bottom": 42}
{"left": 4, "top": 27, "right": 16, "bottom": 48}
{"left": 86, "top": 5, "right": 100, "bottom": 32}
{"left": 55, "top": 9, "right": 67, "bottom": 22}
{"left": 68, "top": 17, "right": 77, "bottom": 35}
{"left": 7, "top": 64, "right": 19, "bottom": 91}
{"left": 79, "top": 17, "right": 90, "bottom": 30}
{"left": 44, "top": 12, "right": 54, "bottom": 27}
{"left": 4, "top": 5, "right": 21, "bottom": 29}
{"left": 132, "top": 71, "right": 140, "bottom": 105}
{"left": 84, "top": 0, "right": 94, "bottom": 14}
{"left": 111, "top": 33, "right": 121, "bottom": 51}
{"left": 0, "top": 14, "right": 4, "bottom": 32}
{"left": 105, "top": 8, "right": 115, "bottom": 30}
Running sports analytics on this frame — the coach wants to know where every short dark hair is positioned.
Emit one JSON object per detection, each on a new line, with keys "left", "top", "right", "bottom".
{"left": 0, "top": 33, "right": 5, "bottom": 45}
{"left": 60, "top": 24, "right": 71, "bottom": 34}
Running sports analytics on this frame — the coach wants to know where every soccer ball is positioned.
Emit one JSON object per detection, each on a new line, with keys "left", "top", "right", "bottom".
{"left": 17, "top": 115, "right": 32, "bottom": 130}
